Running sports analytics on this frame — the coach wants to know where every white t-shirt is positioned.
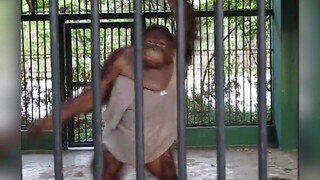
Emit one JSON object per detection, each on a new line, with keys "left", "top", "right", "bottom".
{"left": 101, "top": 70, "right": 177, "bottom": 166}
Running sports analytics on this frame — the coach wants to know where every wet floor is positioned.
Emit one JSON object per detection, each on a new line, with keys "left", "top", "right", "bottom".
{"left": 22, "top": 147, "right": 297, "bottom": 180}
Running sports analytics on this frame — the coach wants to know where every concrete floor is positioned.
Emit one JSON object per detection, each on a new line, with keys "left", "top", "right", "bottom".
{"left": 22, "top": 147, "right": 297, "bottom": 180}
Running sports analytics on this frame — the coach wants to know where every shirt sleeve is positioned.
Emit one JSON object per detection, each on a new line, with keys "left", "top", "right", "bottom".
{"left": 102, "top": 76, "right": 135, "bottom": 129}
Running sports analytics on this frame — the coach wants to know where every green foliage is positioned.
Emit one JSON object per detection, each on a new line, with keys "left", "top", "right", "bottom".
{"left": 187, "top": 91, "right": 272, "bottom": 126}
{"left": 74, "top": 113, "right": 93, "bottom": 141}
{"left": 72, "top": 62, "right": 91, "bottom": 82}
{"left": 20, "top": 74, "right": 53, "bottom": 124}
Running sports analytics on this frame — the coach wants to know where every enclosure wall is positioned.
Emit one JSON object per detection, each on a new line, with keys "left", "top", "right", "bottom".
{"left": 272, "top": 0, "right": 298, "bottom": 151}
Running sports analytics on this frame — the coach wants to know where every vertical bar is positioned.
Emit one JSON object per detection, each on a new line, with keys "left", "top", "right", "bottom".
{"left": 91, "top": 0, "right": 103, "bottom": 179}
{"left": 66, "top": 27, "right": 74, "bottom": 145}
{"left": 64, "top": 0, "right": 66, "bottom": 12}
{"left": 186, "top": 69, "right": 189, "bottom": 125}
{"left": 257, "top": 0, "right": 267, "bottom": 179}
{"left": 83, "top": 29, "right": 88, "bottom": 143}
{"left": 21, "top": 23, "right": 28, "bottom": 125}
{"left": 49, "top": 0, "right": 63, "bottom": 179}
{"left": 107, "top": 0, "right": 110, "bottom": 13}
{"left": 17, "top": 1, "right": 23, "bottom": 178}
{"left": 43, "top": 21, "right": 48, "bottom": 117}
{"left": 78, "top": 0, "right": 81, "bottom": 14}
{"left": 205, "top": 1, "right": 210, "bottom": 125}
{"left": 134, "top": 0, "right": 145, "bottom": 179}
{"left": 35, "top": 0, "right": 38, "bottom": 13}
{"left": 71, "top": 0, "right": 73, "bottom": 13}
{"left": 227, "top": 1, "right": 231, "bottom": 124}
{"left": 21, "top": 0, "right": 23, "bottom": 14}
{"left": 75, "top": 29, "right": 80, "bottom": 103}
{"left": 118, "top": 28, "right": 120, "bottom": 48}
{"left": 128, "top": 0, "right": 131, "bottom": 12}
{"left": 199, "top": 14, "right": 203, "bottom": 124}
{"left": 242, "top": 16, "right": 245, "bottom": 123}
{"left": 111, "top": 28, "right": 113, "bottom": 52}
{"left": 104, "top": 29, "right": 107, "bottom": 61}
{"left": 121, "top": 0, "right": 124, "bottom": 13}
{"left": 171, "top": 19, "right": 174, "bottom": 39}
{"left": 249, "top": 0, "right": 252, "bottom": 122}
{"left": 36, "top": 21, "right": 41, "bottom": 120}
{"left": 156, "top": 0, "right": 159, "bottom": 24}
{"left": 235, "top": 0, "right": 238, "bottom": 123}
{"left": 143, "top": 0, "right": 145, "bottom": 12}
{"left": 176, "top": 0, "right": 187, "bottom": 178}
{"left": 125, "top": 28, "right": 128, "bottom": 47}
{"left": 214, "top": 0, "right": 225, "bottom": 179}
{"left": 242, "top": 0, "right": 245, "bottom": 122}
{"left": 148, "top": 1, "right": 151, "bottom": 24}
{"left": 164, "top": 0, "right": 167, "bottom": 27}
{"left": 28, "top": 21, "right": 34, "bottom": 123}
{"left": 79, "top": 29, "right": 88, "bottom": 142}
{"left": 42, "top": 0, "right": 45, "bottom": 13}
{"left": 85, "top": 0, "right": 88, "bottom": 13}
{"left": 28, "top": 0, "right": 31, "bottom": 14}
{"left": 192, "top": 47, "right": 195, "bottom": 125}
{"left": 269, "top": 17, "right": 273, "bottom": 124}
{"left": 58, "top": 19, "right": 67, "bottom": 149}
{"left": 77, "top": 93, "right": 81, "bottom": 142}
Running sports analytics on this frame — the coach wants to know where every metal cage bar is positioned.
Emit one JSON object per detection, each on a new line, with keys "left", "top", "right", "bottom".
{"left": 21, "top": 0, "right": 273, "bottom": 14}
{"left": 91, "top": 0, "right": 104, "bottom": 179}
{"left": 176, "top": 0, "right": 187, "bottom": 179}
{"left": 257, "top": 0, "right": 267, "bottom": 179}
{"left": 134, "top": 0, "right": 146, "bottom": 179}
{"left": 214, "top": 0, "right": 226, "bottom": 179}
{"left": 21, "top": 10, "right": 274, "bottom": 21}
{"left": 49, "top": 0, "right": 63, "bottom": 179}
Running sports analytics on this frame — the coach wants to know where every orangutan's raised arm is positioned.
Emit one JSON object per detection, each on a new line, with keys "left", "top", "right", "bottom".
{"left": 28, "top": 48, "right": 127, "bottom": 134}
{"left": 166, "top": 0, "right": 198, "bottom": 66}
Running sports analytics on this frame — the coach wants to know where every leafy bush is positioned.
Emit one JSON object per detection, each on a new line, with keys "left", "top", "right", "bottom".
{"left": 187, "top": 92, "right": 272, "bottom": 126}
